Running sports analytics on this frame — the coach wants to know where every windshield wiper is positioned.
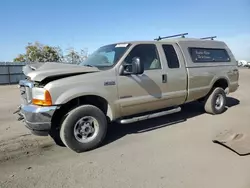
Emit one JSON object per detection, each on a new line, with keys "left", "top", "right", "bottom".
{"left": 83, "top": 64, "right": 94, "bottom": 67}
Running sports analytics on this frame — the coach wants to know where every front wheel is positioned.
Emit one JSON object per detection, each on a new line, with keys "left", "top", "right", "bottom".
{"left": 204, "top": 87, "right": 227, "bottom": 115}
{"left": 60, "top": 105, "right": 107, "bottom": 153}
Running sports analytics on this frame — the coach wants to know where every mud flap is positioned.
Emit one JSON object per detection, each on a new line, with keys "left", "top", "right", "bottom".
{"left": 13, "top": 106, "right": 24, "bottom": 121}
{"left": 13, "top": 105, "right": 21, "bottom": 114}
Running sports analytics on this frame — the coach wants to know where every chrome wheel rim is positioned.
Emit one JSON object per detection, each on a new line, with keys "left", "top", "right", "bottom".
{"left": 215, "top": 94, "right": 224, "bottom": 110}
{"left": 73, "top": 116, "right": 99, "bottom": 143}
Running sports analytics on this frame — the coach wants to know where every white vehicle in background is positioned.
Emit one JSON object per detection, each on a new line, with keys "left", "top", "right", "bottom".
{"left": 238, "top": 60, "right": 250, "bottom": 67}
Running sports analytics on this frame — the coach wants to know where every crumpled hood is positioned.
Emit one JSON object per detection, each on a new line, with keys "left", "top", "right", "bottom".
{"left": 23, "top": 62, "right": 100, "bottom": 82}
{"left": 23, "top": 62, "right": 44, "bottom": 75}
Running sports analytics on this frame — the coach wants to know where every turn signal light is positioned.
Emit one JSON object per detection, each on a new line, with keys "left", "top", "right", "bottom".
{"left": 32, "top": 88, "right": 52, "bottom": 106}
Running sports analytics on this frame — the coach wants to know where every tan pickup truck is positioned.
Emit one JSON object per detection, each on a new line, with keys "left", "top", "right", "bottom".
{"left": 15, "top": 34, "right": 239, "bottom": 152}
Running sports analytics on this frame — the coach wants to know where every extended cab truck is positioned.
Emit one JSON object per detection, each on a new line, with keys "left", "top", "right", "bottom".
{"left": 16, "top": 37, "right": 239, "bottom": 153}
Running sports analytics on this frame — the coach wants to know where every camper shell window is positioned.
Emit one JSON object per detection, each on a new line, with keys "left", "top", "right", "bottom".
{"left": 189, "top": 48, "right": 230, "bottom": 63}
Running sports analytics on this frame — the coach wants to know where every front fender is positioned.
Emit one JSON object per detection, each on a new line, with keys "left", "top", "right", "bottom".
{"left": 53, "top": 86, "right": 117, "bottom": 121}
{"left": 54, "top": 86, "right": 110, "bottom": 105}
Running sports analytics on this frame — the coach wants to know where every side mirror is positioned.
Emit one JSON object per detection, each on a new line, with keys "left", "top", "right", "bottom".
{"left": 131, "top": 57, "right": 144, "bottom": 74}
{"left": 119, "top": 57, "right": 144, "bottom": 75}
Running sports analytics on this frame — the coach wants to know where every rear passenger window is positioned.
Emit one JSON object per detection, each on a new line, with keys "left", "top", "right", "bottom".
{"left": 189, "top": 48, "right": 230, "bottom": 62}
{"left": 162, "top": 45, "right": 180, "bottom": 68}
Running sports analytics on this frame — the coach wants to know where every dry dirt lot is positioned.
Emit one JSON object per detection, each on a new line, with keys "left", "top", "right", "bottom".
{"left": 0, "top": 68, "right": 250, "bottom": 188}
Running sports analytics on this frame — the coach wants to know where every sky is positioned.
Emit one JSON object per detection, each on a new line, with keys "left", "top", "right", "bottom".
{"left": 0, "top": 0, "right": 249, "bottom": 61}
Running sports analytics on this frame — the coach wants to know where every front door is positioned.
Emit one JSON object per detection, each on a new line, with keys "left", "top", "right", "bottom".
{"left": 117, "top": 43, "right": 170, "bottom": 117}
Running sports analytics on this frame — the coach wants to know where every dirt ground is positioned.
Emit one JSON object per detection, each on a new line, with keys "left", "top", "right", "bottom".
{"left": 0, "top": 68, "right": 250, "bottom": 188}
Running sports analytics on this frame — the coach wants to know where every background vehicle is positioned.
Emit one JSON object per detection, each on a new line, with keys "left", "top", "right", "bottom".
{"left": 238, "top": 60, "right": 250, "bottom": 67}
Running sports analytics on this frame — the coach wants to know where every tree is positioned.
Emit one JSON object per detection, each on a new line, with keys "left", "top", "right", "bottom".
{"left": 13, "top": 42, "right": 63, "bottom": 63}
{"left": 63, "top": 47, "right": 88, "bottom": 64}
{"left": 13, "top": 54, "right": 26, "bottom": 62}
{"left": 13, "top": 42, "right": 89, "bottom": 64}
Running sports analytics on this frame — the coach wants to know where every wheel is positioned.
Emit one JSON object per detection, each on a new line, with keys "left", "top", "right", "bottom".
{"left": 60, "top": 105, "right": 107, "bottom": 153}
{"left": 204, "top": 87, "right": 226, "bottom": 115}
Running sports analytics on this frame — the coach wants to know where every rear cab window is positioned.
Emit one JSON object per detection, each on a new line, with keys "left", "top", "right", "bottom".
{"left": 162, "top": 44, "right": 180, "bottom": 68}
{"left": 189, "top": 48, "right": 231, "bottom": 63}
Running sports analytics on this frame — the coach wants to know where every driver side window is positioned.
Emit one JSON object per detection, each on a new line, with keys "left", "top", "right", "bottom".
{"left": 124, "top": 44, "right": 161, "bottom": 70}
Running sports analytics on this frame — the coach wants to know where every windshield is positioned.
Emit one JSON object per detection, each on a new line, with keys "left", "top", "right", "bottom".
{"left": 79, "top": 43, "right": 131, "bottom": 67}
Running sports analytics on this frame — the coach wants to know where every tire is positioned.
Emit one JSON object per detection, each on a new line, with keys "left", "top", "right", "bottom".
{"left": 60, "top": 105, "right": 107, "bottom": 153}
{"left": 204, "top": 87, "right": 226, "bottom": 115}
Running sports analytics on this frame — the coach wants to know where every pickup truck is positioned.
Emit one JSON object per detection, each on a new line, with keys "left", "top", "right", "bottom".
{"left": 16, "top": 35, "right": 239, "bottom": 153}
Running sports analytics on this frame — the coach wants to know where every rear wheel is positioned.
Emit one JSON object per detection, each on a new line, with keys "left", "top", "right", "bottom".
{"left": 60, "top": 105, "right": 107, "bottom": 153}
{"left": 204, "top": 87, "right": 226, "bottom": 115}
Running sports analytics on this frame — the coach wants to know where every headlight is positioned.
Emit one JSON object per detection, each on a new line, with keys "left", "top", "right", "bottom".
{"left": 32, "top": 87, "right": 52, "bottom": 106}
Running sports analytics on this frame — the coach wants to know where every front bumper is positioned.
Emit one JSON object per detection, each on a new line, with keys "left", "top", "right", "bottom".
{"left": 17, "top": 104, "right": 58, "bottom": 136}
{"left": 17, "top": 79, "right": 59, "bottom": 136}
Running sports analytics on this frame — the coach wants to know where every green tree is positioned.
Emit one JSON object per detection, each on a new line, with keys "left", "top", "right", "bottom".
{"left": 13, "top": 42, "right": 63, "bottom": 63}
{"left": 63, "top": 47, "right": 88, "bottom": 64}
{"left": 13, "top": 54, "right": 26, "bottom": 62}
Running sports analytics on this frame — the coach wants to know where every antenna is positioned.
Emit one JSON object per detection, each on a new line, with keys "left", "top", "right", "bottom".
{"left": 200, "top": 36, "right": 217, "bottom": 40}
{"left": 154, "top": 33, "right": 188, "bottom": 41}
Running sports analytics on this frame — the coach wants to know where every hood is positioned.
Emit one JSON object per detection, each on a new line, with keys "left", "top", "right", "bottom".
{"left": 23, "top": 62, "right": 100, "bottom": 82}
{"left": 23, "top": 62, "right": 44, "bottom": 75}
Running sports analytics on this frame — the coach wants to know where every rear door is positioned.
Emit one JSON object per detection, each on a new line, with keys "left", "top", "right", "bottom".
{"left": 157, "top": 43, "right": 188, "bottom": 106}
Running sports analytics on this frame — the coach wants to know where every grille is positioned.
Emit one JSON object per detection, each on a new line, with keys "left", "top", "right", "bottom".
{"left": 19, "top": 80, "right": 34, "bottom": 105}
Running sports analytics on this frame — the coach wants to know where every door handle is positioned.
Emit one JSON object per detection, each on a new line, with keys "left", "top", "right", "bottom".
{"left": 162, "top": 74, "right": 167, "bottom": 83}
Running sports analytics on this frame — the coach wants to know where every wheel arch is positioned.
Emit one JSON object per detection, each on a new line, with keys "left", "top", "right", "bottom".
{"left": 211, "top": 77, "right": 229, "bottom": 92}
{"left": 198, "top": 77, "right": 229, "bottom": 102}
{"left": 51, "top": 94, "right": 114, "bottom": 131}
{"left": 207, "top": 77, "right": 229, "bottom": 97}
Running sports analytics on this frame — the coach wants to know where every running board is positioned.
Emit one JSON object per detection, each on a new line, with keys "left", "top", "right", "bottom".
{"left": 117, "top": 107, "right": 181, "bottom": 124}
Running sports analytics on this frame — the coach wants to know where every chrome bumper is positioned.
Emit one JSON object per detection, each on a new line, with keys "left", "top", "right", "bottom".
{"left": 16, "top": 79, "right": 58, "bottom": 136}
{"left": 18, "top": 104, "right": 58, "bottom": 136}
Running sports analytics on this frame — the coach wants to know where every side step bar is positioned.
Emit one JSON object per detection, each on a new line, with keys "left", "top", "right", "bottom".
{"left": 117, "top": 107, "right": 181, "bottom": 124}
